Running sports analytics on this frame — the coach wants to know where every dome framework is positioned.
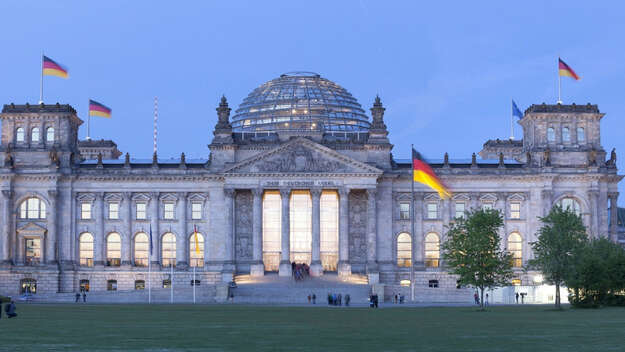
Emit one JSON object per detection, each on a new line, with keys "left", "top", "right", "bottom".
{"left": 231, "top": 72, "right": 371, "bottom": 133}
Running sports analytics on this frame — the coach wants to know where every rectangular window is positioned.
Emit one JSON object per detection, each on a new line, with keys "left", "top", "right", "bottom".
{"left": 399, "top": 202, "right": 410, "bottom": 220}
{"left": 136, "top": 203, "right": 147, "bottom": 220}
{"left": 163, "top": 202, "right": 175, "bottom": 220}
{"left": 25, "top": 238, "right": 41, "bottom": 265}
{"left": 455, "top": 202, "right": 465, "bottom": 218}
{"left": 108, "top": 202, "right": 119, "bottom": 220}
{"left": 482, "top": 203, "right": 493, "bottom": 211}
{"left": 81, "top": 203, "right": 91, "bottom": 220}
{"left": 510, "top": 202, "right": 521, "bottom": 219}
{"left": 107, "top": 280, "right": 117, "bottom": 291}
{"left": 426, "top": 203, "right": 438, "bottom": 219}
{"left": 191, "top": 202, "right": 202, "bottom": 220}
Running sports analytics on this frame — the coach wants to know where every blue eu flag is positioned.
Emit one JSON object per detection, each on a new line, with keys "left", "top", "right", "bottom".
{"left": 512, "top": 100, "right": 523, "bottom": 119}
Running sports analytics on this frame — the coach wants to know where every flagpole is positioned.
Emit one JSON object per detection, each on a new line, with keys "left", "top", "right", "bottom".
{"left": 557, "top": 57, "right": 562, "bottom": 104}
{"left": 39, "top": 52, "right": 44, "bottom": 104}
{"left": 193, "top": 265, "right": 196, "bottom": 304}
{"left": 170, "top": 261, "right": 174, "bottom": 304}
{"left": 510, "top": 100, "right": 514, "bottom": 140}
{"left": 87, "top": 100, "right": 91, "bottom": 140}
{"left": 148, "top": 253, "right": 152, "bottom": 304}
{"left": 410, "top": 144, "right": 415, "bottom": 302}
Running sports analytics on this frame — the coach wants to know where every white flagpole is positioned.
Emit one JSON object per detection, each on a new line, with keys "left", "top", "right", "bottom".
{"left": 154, "top": 97, "right": 158, "bottom": 154}
{"left": 148, "top": 255, "right": 151, "bottom": 304}
{"left": 510, "top": 100, "right": 514, "bottom": 140}
{"left": 557, "top": 57, "right": 562, "bottom": 104}
{"left": 39, "top": 52, "right": 44, "bottom": 104}
{"left": 170, "top": 261, "right": 173, "bottom": 304}
{"left": 87, "top": 100, "right": 91, "bottom": 140}
{"left": 410, "top": 144, "right": 415, "bottom": 302}
{"left": 193, "top": 265, "right": 196, "bottom": 304}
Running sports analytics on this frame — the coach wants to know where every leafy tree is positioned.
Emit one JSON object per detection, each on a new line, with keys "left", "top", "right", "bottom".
{"left": 528, "top": 205, "right": 587, "bottom": 309}
{"left": 443, "top": 208, "right": 513, "bottom": 310}
{"left": 567, "top": 238, "right": 625, "bottom": 307}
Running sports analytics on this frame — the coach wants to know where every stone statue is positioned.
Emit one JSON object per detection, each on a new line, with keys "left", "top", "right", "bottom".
{"left": 610, "top": 148, "right": 617, "bottom": 166}
{"left": 526, "top": 152, "right": 532, "bottom": 166}
{"left": 589, "top": 148, "right": 597, "bottom": 166}
{"left": 543, "top": 148, "right": 551, "bottom": 166}
{"left": 4, "top": 146, "right": 14, "bottom": 167}
{"left": 49, "top": 148, "right": 60, "bottom": 168}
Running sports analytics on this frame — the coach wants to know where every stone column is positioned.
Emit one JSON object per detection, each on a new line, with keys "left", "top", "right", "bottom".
{"left": 150, "top": 192, "right": 160, "bottom": 266}
{"left": 366, "top": 189, "right": 379, "bottom": 283}
{"left": 95, "top": 192, "right": 105, "bottom": 266}
{"left": 609, "top": 192, "right": 619, "bottom": 242}
{"left": 223, "top": 189, "right": 235, "bottom": 277}
{"left": 541, "top": 190, "right": 553, "bottom": 217}
{"left": 414, "top": 192, "right": 424, "bottom": 267}
{"left": 0, "top": 190, "right": 12, "bottom": 264}
{"left": 123, "top": 192, "right": 132, "bottom": 265}
{"left": 310, "top": 188, "right": 323, "bottom": 277}
{"left": 338, "top": 187, "right": 351, "bottom": 277}
{"left": 178, "top": 192, "right": 188, "bottom": 267}
{"left": 278, "top": 188, "right": 292, "bottom": 277}
{"left": 441, "top": 196, "right": 451, "bottom": 267}
{"left": 250, "top": 188, "right": 265, "bottom": 277}
{"left": 46, "top": 190, "right": 58, "bottom": 264}
{"left": 588, "top": 190, "right": 600, "bottom": 238}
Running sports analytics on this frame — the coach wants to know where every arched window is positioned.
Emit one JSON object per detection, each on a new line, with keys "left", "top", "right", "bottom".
{"left": 134, "top": 232, "right": 149, "bottom": 267}
{"left": 508, "top": 232, "right": 522, "bottom": 268}
{"left": 79, "top": 233, "right": 94, "bottom": 267}
{"left": 106, "top": 232, "right": 121, "bottom": 266}
{"left": 577, "top": 127, "right": 585, "bottom": 143}
{"left": 397, "top": 232, "right": 412, "bottom": 267}
{"left": 162, "top": 232, "right": 176, "bottom": 267}
{"left": 19, "top": 197, "right": 46, "bottom": 219}
{"left": 46, "top": 127, "right": 55, "bottom": 142}
{"left": 189, "top": 232, "right": 204, "bottom": 267}
{"left": 562, "top": 127, "right": 570, "bottom": 142}
{"left": 547, "top": 127, "right": 555, "bottom": 142}
{"left": 425, "top": 233, "right": 440, "bottom": 268}
{"left": 560, "top": 197, "right": 581, "bottom": 216}
{"left": 16, "top": 127, "right": 25, "bottom": 142}
{"left": 31, "top": 127, "right": 40, "bottom": 142}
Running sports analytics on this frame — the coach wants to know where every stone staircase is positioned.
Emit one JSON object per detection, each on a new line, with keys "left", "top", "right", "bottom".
{"left": 231, "top": 273, "right": 372, "bottom": 305}
{"left": 26, "top": 285, "right": 221, "bottom": 304}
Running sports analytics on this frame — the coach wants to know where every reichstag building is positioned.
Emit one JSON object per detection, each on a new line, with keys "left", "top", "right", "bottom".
{"left": 0, "top": 72, "right": 621, "bottom": 297}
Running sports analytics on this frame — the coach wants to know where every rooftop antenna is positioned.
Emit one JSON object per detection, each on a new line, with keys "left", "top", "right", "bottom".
{"left": 153, "top": 97, "right": 158, "bottom": 155}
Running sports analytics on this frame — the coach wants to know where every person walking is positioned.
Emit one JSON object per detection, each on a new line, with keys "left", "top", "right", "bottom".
{"left": 312, "top": 293, "right": 316, "bottom": 304}
{"left": 6, "top": 301, "right": 17, "bottom": 318}
{"left": 82, "top": 291, "right": 87, "bottom": 303}
{"left": 345, "top": 294, "right": 350, "bottom": 307}
{"left": 338, "top": 293, "right": 342, "bottom": 306}
{"left": 308, "top": 294, "right": 311, "bottom": 304}
{"left": 515, "top": 292, "right": 519, "bottom": 304}
{"left": 485, "top": 293, "right": 489, "bottom": 306}
{"left": 474, "top": 292, "right": 479, "bottom": 305}
{"left": 75, "top": 292, "right": 80, "bottom": 303}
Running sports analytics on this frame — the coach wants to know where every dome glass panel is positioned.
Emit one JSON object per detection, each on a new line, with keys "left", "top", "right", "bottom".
{"left": 231, "top": 72, "right": 370, "bottom": 132}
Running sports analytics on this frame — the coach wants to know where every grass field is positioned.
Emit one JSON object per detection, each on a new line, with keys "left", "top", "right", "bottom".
{"left": 1, "top": 304, "right": 624, "bottom": 351}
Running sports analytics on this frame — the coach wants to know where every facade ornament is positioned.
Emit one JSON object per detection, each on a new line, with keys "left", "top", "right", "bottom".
{"left": 255, "top": 144, "right": 345, "bottom": 173}
{"left": 211, "top": 96, "right": 234, "bottom": 144}
{"left": 4, "top": 145, "right": 14, "bottom": 168}
{"left": 179, "top": 152, "right": 187, "bottom": 169}
{"left": 544, "top": 148, "right": 551, "bottom": 167}
{"left": 525, "top": 152, "right": 532, "bottom": 167}
{"left": 471, "top": 153, "right": 477, "bottom": 168}
{"left": 444, "top": 152, "right": 449, "bottom": 168}
{"left": 498, "top": 152, "right": 504, "bottom": 168}
{"left": 152, "top": 151, "right": 159, "bottom": 169}
{"left": 588, "top": 148, "right": 597, "bottom": 166}
{"left": 310, "top": 188, "right": 322, "bottom": 198}
{"left": 49, "top": 147, "right": 60, "bottom": 168}
{"left": 124, "top": 152, "right": 130, "bottom": 168}
{"left": 96, "top": 153, "right": 103, "bottom": 168}
{"left": 607, "top": 148, "right": 617, "bottom": 167}
{"left": 224, "top": 188, "right": 236, "bottom": 198}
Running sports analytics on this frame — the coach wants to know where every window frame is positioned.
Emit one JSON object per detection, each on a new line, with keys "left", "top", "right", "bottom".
{"left": 136, "top": 202, "right": 147, "bottom": 220}
{"left": 79, "top": 233, "right": 94, "bottom": 267}
{"left": 20, "top": 197, "right": 47, "bottom": 219}
{"left": 454, "top": 202, "right": 465, "bottom": 219}
{"left": 106, "top": 232, "right": 122, "bottom": 267}
{"left": 191, "top": 202, "right": 203, "bottom": 220}
{"left": 426, "top": 202, "right": 438, "bottom": 220}
{"left": 562, "top": 126, "right": 570, "bottom": 142}
{"left": 547, "top": 127, "right": 555, "bottom": 142}
{"left": 163, "top": 202, "right": 175, "bottom": 220}
{"left": 399, "top": 202, "right": 410, "bottom": 220}
{"left": 509, "top": 201, "right": 521, "bottom": 219}
{"left": 107, "top": 280, "right": 118, "bottom": 291}
{"left": 134, "top": 232, "right": 149, "bottom": 267}
{"left": 161, "top": 232, "right": 176, "bottom": 267}
{"left": 189, "top": 232, "right": 204, "bottom": 267}
{"left": 25, "top": 237, "right": 42, "bottom": 265}
{"left": 424, "top": 232, "right": 440, "bottom": 268}
{"left": 46, "top": 127, "right": 55, "bottom": 142}
{"left": 396, "top": 232, "right": 412, "bottom": 267}
{"left": 80, "top": 202, "right": 92, "bottom": 220}
{"left": 508, "top": 232, "right": 523, "bottom": 268}
{"left": 577, "top": 127, "right": 585, "bottom": 143}
{"left": 108, "top": 202, "right": 120, "bottom": 220}
{"left": 16, "top": 127, "right": 25, "bottom": 142}
{"left": 31, "top": 127, "right": 40, "bottom": 142}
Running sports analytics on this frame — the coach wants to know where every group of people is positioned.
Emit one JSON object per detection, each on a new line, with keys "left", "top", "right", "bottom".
{"left": 391, "top": 293, "right": 405, "bottom": 304}
{"left": 368, "top": 293, "right": 379, "bottom": 308}
{"left": 327, "top": 293, "right": 350, "bottom": 306}
{"left": 306, "top": 293, "right": 317, "bottom": 304}
{"left": 0, "top": 300, "right": 17, "bottom": 319}
{"left": 474, "top": 292, "right": 490, "bottom": 306}
{"left": 75, "top": 291, "right": 87, "bottom": 303}
{"left": 291, "top": 262, "right": 310, "bottom": 281}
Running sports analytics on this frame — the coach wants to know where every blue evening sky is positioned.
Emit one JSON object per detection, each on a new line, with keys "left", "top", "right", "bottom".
{"left": 1, "top": 1, "right": 624, "bottom": 197}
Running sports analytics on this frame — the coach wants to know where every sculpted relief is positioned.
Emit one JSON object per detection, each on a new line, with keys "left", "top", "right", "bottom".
{"left": 254, "top": 144, "right": 347, "bottom": 173}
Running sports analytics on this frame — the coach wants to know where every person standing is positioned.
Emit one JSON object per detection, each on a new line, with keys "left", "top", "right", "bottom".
{"left": 75, "top": 292, "right": 80, "bottom": 303}
{"left": 312, "top": 293, "right": 316, "bottom": 304}
{"left": 345, "top": 294, "right": 350, "bottom": 307}
{"left": 6, "top": 301, "right": 17, "bottom": 318}
{"left": 474, "top": 292, "right": 479, "bottom": 305}
{"left": 82, "top": 291, "right": 87, "bottom": 303}
{"left": 515, "top": 292, "right": 519, "bottom": 304}
{"left": 485, "top": 293, "right": 489, "bottom": 306}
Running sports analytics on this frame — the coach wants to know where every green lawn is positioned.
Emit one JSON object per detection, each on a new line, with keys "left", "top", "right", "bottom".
{"left": 1, "top": 304, "right": 624, "bottom": 351}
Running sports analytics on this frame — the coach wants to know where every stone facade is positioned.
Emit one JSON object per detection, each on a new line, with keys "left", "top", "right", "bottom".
{"left": 0, "top": 77, "right": 622, "bottom": 297}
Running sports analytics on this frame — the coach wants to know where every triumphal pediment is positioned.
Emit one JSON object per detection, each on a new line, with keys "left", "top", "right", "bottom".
{"left": 223, "top": 137, "right": 382, "bottom": 175}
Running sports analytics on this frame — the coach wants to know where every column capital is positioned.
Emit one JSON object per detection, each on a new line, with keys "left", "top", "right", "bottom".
{"left": 47, "top": 190, "right": 58, "bottom": 198}
{"left": 338, "top": 187, "right": 350, "bottom": 197}
{"left": 252, "top": 188, "right": 264, "bottom": 198}
{"left": 587, "top": 189, "right": 600, "bottom": 197}
{"left": 366, "top": 188, "right": 377, "bottom": 199}
{"left": 149, "top": 191, "right": 160, "bottom": 199}
{"left": 224, "top": 188, "right": 235, "bottom": 198}
{"left": 279, "top": 188, "right": 291, "bottom": 198}
{"left": 608, "top": 192, "right": 620, "bottom": 200}
{"left": 95, "top": 192, "right": 105, "bottom": 200}
{"left": 123, "top": 192, "right": 132, "bottom": 199}
{"left": 310, "top": 188, "right": 322, "bottom": 198}
{"left": 178, "top": 191, "right": 188, "bottom": 199}
{"left": 1, "top": 190, "right": 14, "bottom": 199}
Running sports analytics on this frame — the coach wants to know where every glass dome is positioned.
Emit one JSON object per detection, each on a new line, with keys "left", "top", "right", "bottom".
{"left": 231, "top": 72, "right": 370, "bottom": 132}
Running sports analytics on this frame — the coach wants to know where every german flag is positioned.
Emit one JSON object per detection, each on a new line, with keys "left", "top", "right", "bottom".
{"left": 88, "top": 99, "right": 112, "bottom": 118}
{"left": 559, "top": 58, "right": 580, "bottom": 80}
{"left": 42, "top": 55, "right": 68, "bottom": 78}
{"left": 413, "top": 148, "right": 451, "bottom": 199}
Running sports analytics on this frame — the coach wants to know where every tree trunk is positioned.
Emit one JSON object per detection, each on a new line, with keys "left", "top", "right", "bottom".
{"left": 480, "top": 287, "right": 485, "bottom": 310}
{"left": 555, "top": 282, "right": 561, "bottom": 309}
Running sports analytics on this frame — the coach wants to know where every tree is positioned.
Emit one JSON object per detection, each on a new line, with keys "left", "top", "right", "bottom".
{"left": 443, "top": 208, "right": 513, "bottom": 310}
{"left": 567, "top": 238, "right": 625, "bottom": 307}
{"left": 528, "top": 205, "right": 587, "bottom": 309}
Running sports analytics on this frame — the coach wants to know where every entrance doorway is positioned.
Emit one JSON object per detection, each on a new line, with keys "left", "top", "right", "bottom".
{"left": 290, "top": 190, "right": 312, "bottom": 264}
